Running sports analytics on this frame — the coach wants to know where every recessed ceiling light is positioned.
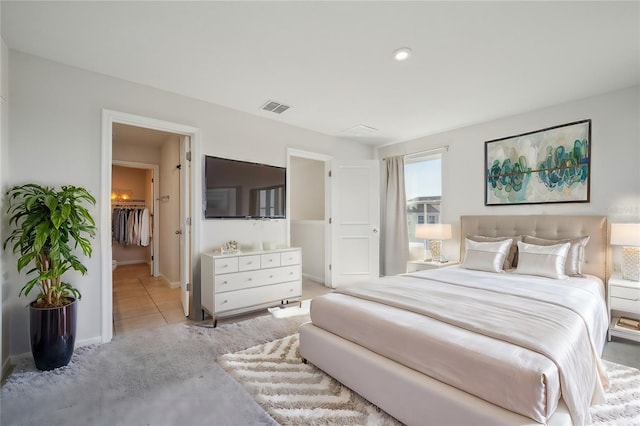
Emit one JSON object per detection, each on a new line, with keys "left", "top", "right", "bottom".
{"left": 392, "top": 47, "right": 412, "bottom": 61}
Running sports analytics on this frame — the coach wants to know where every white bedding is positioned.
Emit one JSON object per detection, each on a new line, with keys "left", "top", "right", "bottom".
{"left": 310, "top": 266, "right": 608, "bottom": 425}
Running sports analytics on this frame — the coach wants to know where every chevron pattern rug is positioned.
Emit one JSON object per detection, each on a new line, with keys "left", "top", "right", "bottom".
{"left": 219, "top": 334, "right": 640, "bottom": 426}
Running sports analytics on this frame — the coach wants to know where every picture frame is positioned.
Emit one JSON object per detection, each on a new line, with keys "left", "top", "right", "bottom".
{"left": 485, "top": 119, "right": 591, "bottom": 206}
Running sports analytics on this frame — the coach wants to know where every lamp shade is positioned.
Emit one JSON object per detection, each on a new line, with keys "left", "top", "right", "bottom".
{"left": 415, "top": 223, "right": 452, "bottom": 240}
{"left": 610, "top": 223, "right": 640, "bottom": 246}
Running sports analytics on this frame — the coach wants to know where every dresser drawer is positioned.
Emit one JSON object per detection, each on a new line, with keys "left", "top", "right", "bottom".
{"left": 261, "top": 253, "right": 281, "bottom": 268}
{"left": 215, "top": 271, "right": 258, "bottom": 293}
{"left": 610, "top": 297, "right": 639, "bottom": 313}
{"left": 610, "top": 285, "right": 640, "bottom": 301}
{"left": 238, "top": 255, "right": 261, "bottom": 271}
{"left": 214, "top": 257, "right": 238, "bottom": 274}
{"left": 215, "top": 281, "right": 300, "bottom": 312}
{"left": 281, "top": 250, "right": 301, "bottom": 266}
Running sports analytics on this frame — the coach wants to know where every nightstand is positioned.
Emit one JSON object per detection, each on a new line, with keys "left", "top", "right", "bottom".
{"left": 607, "top": 272, "right": 640, "bottom": 343}
{"left": 407, "top": 260, "right": 459, "bottom": 273}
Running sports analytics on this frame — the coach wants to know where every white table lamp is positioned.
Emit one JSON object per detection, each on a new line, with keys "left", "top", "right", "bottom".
{"left": 415, "top": 224, "right": 452, "bottom": 263}
{"left": 610, "top": 223, "right": 640, "bottom": 281}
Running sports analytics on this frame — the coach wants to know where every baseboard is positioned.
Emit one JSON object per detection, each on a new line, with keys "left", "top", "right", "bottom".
{"left": 302, "top": 273, "right": 326, "bottom": 285}
{"left": 115, "top": 260, "right": 149, "bottom": 266}
{"left": 158, "top": 274, "right": 179, "bottom": 289}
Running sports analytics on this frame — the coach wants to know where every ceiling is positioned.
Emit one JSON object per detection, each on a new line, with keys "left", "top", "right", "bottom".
{"left": 2, "top": 1, "right": 638, "bottom": 147}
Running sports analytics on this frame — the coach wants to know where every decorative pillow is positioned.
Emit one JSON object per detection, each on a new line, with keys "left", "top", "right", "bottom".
{"left": 461, "top": 238, "right": 513, "bottom": 273}
{"left": 522, "top": 235, "right": 590, "bottom": 276}
{"left": 466, "top": 235, "right": 522, "bottom": 269}
{"left": 514, "top": 241, "right": 571, "bottom": 279}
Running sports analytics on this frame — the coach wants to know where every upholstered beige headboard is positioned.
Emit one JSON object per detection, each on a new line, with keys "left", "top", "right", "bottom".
{"left": 460, "top": 215, "right": 608, "bottom": 282}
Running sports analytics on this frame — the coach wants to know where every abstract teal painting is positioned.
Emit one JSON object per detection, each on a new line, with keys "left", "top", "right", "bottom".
{"left": 485, "top": 120, "right": 590, "bottom": 205}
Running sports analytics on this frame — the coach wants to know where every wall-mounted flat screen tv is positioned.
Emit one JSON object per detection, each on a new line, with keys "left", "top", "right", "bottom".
{"left": 204, "top": 155, "right": 286, "bottom": 219}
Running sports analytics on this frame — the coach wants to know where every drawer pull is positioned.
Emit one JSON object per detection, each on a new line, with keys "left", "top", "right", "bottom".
{"left": 248, "top": 278, "right": 252, "bottom": 281}
{"left": 223, "top": 281, "right": 228, "bottom": 284}
{"left": 269, "top": 275, "right": 274, "bottom": 278}
{"left": 223, "top": 299, "right": 228, "bottom": 304}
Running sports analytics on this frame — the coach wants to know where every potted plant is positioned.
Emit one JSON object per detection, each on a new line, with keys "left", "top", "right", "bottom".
{"left": 3, "top": 184, "right": 96, "bottom": 370}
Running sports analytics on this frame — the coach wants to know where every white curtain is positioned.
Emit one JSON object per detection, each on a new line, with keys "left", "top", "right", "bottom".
{"left": 381, "top": 156, "right": 409, "bottom": 276}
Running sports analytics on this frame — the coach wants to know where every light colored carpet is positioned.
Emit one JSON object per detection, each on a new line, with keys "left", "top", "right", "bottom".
{"left": 1, "top": 314, "right": 310, "bottom": 426}
{"left": 3, "top": 311, "right": 638, "bottom": 426}
{"left": 220, "top": 334, "right": 640, "bottom": 426}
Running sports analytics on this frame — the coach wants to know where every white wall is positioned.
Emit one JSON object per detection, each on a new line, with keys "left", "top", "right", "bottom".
{"left": 5, "top": 50, "right": 373, "bottom": 356}
{"left": 290, "top": 157, "right": 324, "bottom": 220}
{"left": 290, "top": 156, "right": 326, "bottom": 282}
{"left": 291, "top": 220, "right": 325, "bottom": 283}
{"left": 1, "top": 36, "right": 9, "bottom": 376}
{"left": 378, "top": 86, "right": 640, "bottom": 264}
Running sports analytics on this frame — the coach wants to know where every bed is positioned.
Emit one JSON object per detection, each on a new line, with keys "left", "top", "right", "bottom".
{"left": 299, "top": 215, "right": 610, "bottom": 426}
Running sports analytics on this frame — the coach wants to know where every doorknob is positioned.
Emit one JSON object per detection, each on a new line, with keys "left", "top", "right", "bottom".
{"left": 372, "top": 228, "right": 378, "bottom": 233}
{"left": 175, "top": 230, "right": 182, "bottom": 235}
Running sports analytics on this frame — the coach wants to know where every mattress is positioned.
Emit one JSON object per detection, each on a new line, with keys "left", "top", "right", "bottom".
{"left": 309, "top": 266, "right": 608, "bottom": 425}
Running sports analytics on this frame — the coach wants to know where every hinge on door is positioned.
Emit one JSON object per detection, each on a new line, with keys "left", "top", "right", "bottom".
{"left": 151, "top": 178, "right": 154, "bottom": 183}
{"left": 186, "top": 283, "right": 191, "bottom": 292}
{"left": 329, "top": 217, "right": 332, "bottom": 224}
{"left": 328, "top": 170, "right": 332, "bottom": 177}
{"left": 151, "top": 255, "right": 154, "bottom": 260}
{"left": 186, "top": 217, "right": 191, "bottom": 226}
{"left": 329, "top": 264, "right": 332, "bottom": 271}
{"left": 186, "top": 151, "right": 192, "bottom": 162}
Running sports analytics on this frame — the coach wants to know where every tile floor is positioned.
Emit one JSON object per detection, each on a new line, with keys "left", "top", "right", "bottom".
{"left": 112, "top": 263, "right": 332, "bottom": 336}
{"left": 113, "top": 263, "right": 190, "bottom": 336}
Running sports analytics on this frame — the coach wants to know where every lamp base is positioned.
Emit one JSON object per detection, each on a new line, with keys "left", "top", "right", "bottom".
{"left": 429, "top": 240, "right": 442, "bottom": 263}
{"left": 621, "top": 246, "right": 640, "bottom": 281}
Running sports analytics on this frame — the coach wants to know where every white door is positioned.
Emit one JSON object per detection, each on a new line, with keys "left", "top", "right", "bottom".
{"left": 329, "top": 160, "right": 380, "bottom": 287}
{"left": 179, "top": 136, "right": 191, "bottom": 316}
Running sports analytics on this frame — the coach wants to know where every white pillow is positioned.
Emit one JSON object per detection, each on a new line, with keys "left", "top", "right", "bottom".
{"left": 515, "top": 241, "right": 571, "bottom": 279}
{"left": 522, "top": 235, "right": 590, "bottom": 276}
{"left": 461, "top": 238, "right": 513, "bottom": 273}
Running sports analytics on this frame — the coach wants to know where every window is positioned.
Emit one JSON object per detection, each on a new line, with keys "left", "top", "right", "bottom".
{"left": 404, "top": 152, "right": 443, "bottom": 246}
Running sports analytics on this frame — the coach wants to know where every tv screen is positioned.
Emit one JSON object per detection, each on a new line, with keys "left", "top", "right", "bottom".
{"left": 204, "top": 156, "right": 286, "bottom": 219}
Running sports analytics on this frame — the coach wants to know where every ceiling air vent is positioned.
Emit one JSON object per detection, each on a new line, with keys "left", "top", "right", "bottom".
{"left": 261, "top": 100, "right": 291, "bottom": 114}
{"left": 341, "top": 124, "right": 379, "bottom": 138}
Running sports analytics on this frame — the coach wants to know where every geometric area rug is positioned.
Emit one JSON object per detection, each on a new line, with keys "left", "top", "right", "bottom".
{"left": 219, "top": 334, "right": 640, "bottom": 426}
{"left": 219, "top": 334, "right": 400, "bottom": 425}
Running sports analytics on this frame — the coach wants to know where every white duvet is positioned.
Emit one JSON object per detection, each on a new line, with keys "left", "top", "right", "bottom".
{"left": 318, "top": 266, "right": 608, "bottom": 426}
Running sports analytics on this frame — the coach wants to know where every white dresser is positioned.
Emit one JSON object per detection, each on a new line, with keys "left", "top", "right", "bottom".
{"left": 201, "top": 247, "right": 302, "bottom": 326}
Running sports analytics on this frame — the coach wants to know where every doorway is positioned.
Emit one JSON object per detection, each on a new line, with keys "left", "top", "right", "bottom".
{"left": 287, "top": 149, "right": 332, "bottom": 287}
{"left": 111, "top": 127, "right": 182, "bottom": 335}
{"left": 101, "top": 110, "right": 201, "bottom": 343}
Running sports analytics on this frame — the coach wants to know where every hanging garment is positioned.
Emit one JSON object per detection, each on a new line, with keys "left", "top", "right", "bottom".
{"left": 140, "top": 208, "right": 150, "bottom": 247}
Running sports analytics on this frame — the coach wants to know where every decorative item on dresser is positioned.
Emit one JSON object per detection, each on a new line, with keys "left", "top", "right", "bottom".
{"left": 607, "top": 271, "right": 640, "bottom": 343}
{"left": 610, "top": 223, "right": 640, "bottom": 281}
{"left": 201, "top": 248, "right": 302, "bottom": 327}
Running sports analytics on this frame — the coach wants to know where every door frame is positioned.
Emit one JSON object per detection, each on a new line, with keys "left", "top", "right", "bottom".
{"left": 101, "top": 109, "right": 202, "bottom": 343}
{"left": 286, "top": 148, "right": 332, "bottom": 286}
{"left": 112, "top": 160, "right": 160, "bottom": 277}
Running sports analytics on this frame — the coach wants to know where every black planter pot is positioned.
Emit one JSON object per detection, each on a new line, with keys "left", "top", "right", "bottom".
{"left": 29, "top": 298, "right": 77, "bottom": 371}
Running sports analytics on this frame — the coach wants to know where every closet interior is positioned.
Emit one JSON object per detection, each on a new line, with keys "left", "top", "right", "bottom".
{"left": 111, "top": 166, "right": 154, "bottom": 273}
